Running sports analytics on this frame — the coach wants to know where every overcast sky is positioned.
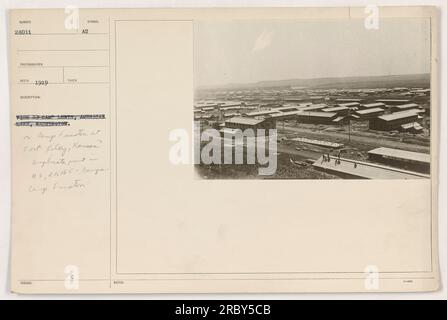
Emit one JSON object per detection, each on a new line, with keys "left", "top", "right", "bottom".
{"left": 194, "top": 18, "right": 430, "bottom": 88}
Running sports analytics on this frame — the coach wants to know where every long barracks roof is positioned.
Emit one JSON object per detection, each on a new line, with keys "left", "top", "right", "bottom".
{"left": 337, "top": 102, "right": 360, "bottom": 107}
{"left": 368, "top": 147, "right": 430, "bottom": 164}
{"left": 393, "top": 103, "right": 420, "bottom": 109}
{"left": 376, "top": 111, "right": 419, "bottom": 121}
{"left": 226, "top": 117, "right": 265, "bottom": 126}
{"left": 269, "top": 111, "right": 301, "bottom": 118}
{"left": 297, "top": 111, "right": 337, "bottom": 118}
{"left": 274, "top": 106, "right": 299, "bottom": 112}
{"left": 361, "top": 102, "right": 386, "bottom": 108}
{"left": 335, "top": 98, "right": 362, "bottom": 102}
{"left": 245, "top": 110, "right": 277, "bottom": 117}
{"left": 323, "top": 106, "right": 349, "bottom": 112}
{"left": 392, "top": 109, "right": 424, "bottom": 115}
{"left": 284, "top": 96, "right": 307, "bottom": 101}
{"left": 299, "top": 104, "right": 327, "bottom": 111}
{"left": 356, "top": 107, "right": 384, "bottom": 115}
{"left": 376, "top": 99, "right": 410, "bottom": 103}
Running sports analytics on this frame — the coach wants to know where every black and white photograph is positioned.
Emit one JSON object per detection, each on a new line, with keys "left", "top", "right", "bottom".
{"left": 194, "top": 18, "right": 431, "bottom": 179}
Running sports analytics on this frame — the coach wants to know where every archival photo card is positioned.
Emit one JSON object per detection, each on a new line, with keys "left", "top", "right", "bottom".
{"left": 9, "top": 7, "right": 439, "bottom": 294}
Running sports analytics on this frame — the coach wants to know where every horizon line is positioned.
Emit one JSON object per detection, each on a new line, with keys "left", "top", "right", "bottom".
{"left": 196, "top": 73, "right": 431, "bottom": 90}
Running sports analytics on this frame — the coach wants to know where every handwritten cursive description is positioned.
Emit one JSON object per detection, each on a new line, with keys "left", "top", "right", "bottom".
{"left": 21, "top": 127, "right": 107, "bottom": 195}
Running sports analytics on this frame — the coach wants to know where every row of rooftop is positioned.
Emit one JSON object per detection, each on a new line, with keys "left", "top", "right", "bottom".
{"left": 197, "top": 86, "right": 430, "bottom": 101}
{"left": 198, "top": 86, "right": 430, "bottom": 95}
{"left": 196, "top": 100, "right": 427, "bottom": 134}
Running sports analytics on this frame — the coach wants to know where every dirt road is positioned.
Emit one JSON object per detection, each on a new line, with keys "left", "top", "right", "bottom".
{"left": 282, "top": 126, "right": 430, "bottom": 154}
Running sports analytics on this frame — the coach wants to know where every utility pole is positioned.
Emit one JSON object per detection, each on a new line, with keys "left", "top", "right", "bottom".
{"left": 348, "top": 108, "right": 351, "bottom": 144}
